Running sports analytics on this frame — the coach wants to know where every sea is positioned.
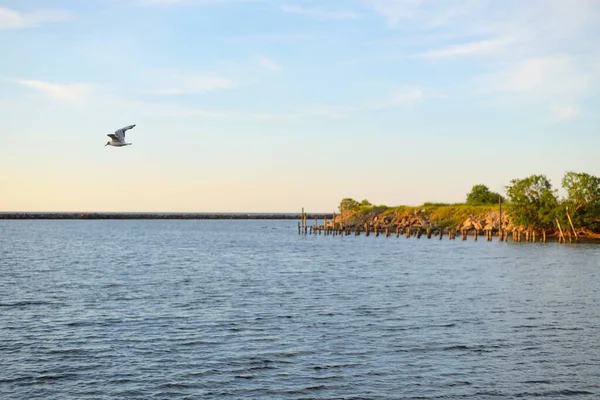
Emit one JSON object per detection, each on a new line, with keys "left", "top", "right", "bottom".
{"left": 1, "top": 219, "right": 599, "bottom": 399}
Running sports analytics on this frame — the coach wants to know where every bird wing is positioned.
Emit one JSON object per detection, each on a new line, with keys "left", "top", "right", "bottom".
{"left": 107, "top": 133, "right": 119, "bottom": 141}
{"left": 114, "top": 124, "right": 136, "bottom": 140}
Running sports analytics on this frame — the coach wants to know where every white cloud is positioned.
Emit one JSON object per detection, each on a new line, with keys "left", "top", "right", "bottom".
{"left": 549, "top": 104, "right": 582, "bottom": 121}
{"left": 0, "top": 6, "right": 73, "bottom": 30}
{"left": 10, "top": 79, "right": 93, "bottom": 104}
{"left": 164, "top": 104, "right": 355, "bottom": 120}
{"left": 225, "top": 32, "right": 319, "bottom": 43}
{"left": 362, "top": 1, "right": 600, "bottom": 119}
{"left": 365, "top": 86, "right": 444, "bottom": 110}
{"left": 143, "top": 76, "right": 238, "bottom": 95}
{"left": 360, "top": 0, "right": 420, "bottom": 27}
{"left": 257, "top": 54, "right": 281, "bottom": 71}
{"left": 390, "top": 86, "right": 424, "bottom": 106}
{"left": 477, "top": 56, "right": 594, "bottom": 99}
{"left": 417, "top": 38, "right": 514, "bottom": 59}
{"left": 138, "top": 0, "right": 261, "bottom": 5}
{"left": 282, "top": 4, "right": 360, "bottom": 20}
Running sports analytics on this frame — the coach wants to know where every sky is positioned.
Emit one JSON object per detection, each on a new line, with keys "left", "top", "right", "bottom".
{"left": 1, "top": 0, "right": 599, "bottom": 212}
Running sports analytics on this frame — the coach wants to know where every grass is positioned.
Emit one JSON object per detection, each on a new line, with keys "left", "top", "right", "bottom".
{"left": 342, "top": 203, "right": 500, "bottom": 228}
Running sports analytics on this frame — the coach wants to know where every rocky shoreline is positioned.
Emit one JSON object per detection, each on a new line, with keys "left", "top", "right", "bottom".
{"left": 327, "top": 207, "right": 600, "bottom": 242}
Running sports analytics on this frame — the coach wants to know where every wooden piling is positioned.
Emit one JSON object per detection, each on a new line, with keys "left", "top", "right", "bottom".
{"left": 556, "top": 218, "right": 566, "bottom": 244}
{"left": 498, "top": 195, "right": 503, "bottom": 244}
{"left": 566, "top": 207, "right": 579, "bottom": 242}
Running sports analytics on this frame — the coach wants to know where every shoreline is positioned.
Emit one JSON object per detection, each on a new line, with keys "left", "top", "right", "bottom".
{"left": 0, "top": 212, "right": 334, "bottom": 220}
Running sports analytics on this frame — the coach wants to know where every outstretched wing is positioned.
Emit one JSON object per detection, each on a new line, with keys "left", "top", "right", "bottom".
{"left": 107, "top": 133, "right": 119, "bottom": 141}
{"left": 114, "top": 124, "right": 136, "bottom": 141}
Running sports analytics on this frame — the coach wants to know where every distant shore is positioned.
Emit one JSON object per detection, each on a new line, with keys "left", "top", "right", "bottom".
{"left": 0, "top": 212, "right": 334, "bottom": 220}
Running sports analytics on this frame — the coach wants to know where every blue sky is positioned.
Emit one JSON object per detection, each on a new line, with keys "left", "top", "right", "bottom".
{"left": 1, "top": 0, "right": 599, "bottom": 212}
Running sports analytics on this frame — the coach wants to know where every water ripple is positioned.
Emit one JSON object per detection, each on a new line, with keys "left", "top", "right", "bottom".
{"left": 0, "top": 220, "right": 599, "bottom": 399}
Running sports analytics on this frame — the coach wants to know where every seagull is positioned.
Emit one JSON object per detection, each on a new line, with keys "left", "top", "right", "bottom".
{"left": 105, "top": 124, "right": 136, "bottom": 147}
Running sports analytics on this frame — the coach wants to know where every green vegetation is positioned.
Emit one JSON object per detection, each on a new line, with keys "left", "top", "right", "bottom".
{"left": 562, "top": 171, "right": 600, "bottom": 232}
{"left": 505, "top": 174, "right": 558, "bottom": 231}
{"left": 505, "top": 171, "right": 600, "bottom": 233}
{"left": 466, "top": 184, "right": 503, "bottom": 205}
{"left": 336, "top": 171, "right": 600, "bottom": 234}
{"left": 338, "top": 198, "right": 387, "bottom": 213}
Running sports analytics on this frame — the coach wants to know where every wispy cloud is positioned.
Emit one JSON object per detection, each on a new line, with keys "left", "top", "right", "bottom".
{"left": 282, "top": 4, "right": 360, "bottom": 20}
{"left": 224, "top": 32, "right": 319, "bottom": 43}
{"left": 549, "top": 104, "right": 582, "bottom": 121}
{"left": 138, "top": 0, "right": 261, "bottom": 5}
{"left": 142, "top": 76, "right": 239, "bottom": 95}
{"left": 0, "top": 6, "right": 73, "bottom": 30}
{"left": 417, "top": 38, "right": 514, "bottom": 59}
{"left": 363, "top": 0, "right": 600, "bottom": 120}
{"left": 476, "top": 56, "right": 594, "bottom": 100}
{"left": 366, "top": 86, "right": 444, "bottom": 110}
{"left": 256, "top": 54, "right": 281, "bottom": 71}
{"left": 161, "top": 104, "right": 354, "bottom": 120}
{"left": 9, "top": 79, "right": 93, "bottom": 104}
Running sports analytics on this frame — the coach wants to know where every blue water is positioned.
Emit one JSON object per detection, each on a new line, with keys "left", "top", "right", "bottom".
{"left": 1, "top": 220, "right": 599, "bottom": 399}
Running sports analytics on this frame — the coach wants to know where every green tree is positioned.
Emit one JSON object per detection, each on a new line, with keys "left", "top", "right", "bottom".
{"left": 562, "top": 171, "right": 600, "bottom": 231}
{"left": 505, "top": 175, "right": 559, "bottom": 230}
{"left": 466, "top": 184, "right": 502, "bottom": 205}
{"left": 359, "top": 199, "right": 372, "bottom": 207}
{"left": 339, "top": 198, "right": 360, "bottom": 213}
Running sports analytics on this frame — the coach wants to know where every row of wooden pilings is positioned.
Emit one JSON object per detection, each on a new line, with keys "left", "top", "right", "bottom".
{"left": 298, "top": 223, "right": 578, "bottom": 243}
{"left": 298, "top": 220, "right": 581, "bottom": 244}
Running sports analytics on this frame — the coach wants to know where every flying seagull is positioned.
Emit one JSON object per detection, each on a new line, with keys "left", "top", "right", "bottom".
{"left": 105, "top": 124, "right": 136, "bottom": 147}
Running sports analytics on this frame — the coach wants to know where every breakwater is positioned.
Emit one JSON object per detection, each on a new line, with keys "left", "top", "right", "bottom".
{"left": 0, "top": 212, "right": 334, "bottom": 220}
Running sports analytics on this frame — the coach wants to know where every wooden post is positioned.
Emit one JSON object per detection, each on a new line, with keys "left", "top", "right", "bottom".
{"left": 426, "top": 227, "right": 431, "bottom": 239}
{"left": 498, "top": 195, "right": 503, "bottom": 243}
{"left": 439, "top": 228, "right": 443, "bottom": 240}
{"left": 566, "top": 207, "right": 579, "bottom": 242}
{"left": 542, "top": 230, "right": 546, "bottom": 243}
{"left": 385, "top": 227, "right": 390, "bottom": 237}
{"left": 375, "top": 225, "right": 379, "bottom": 237}
{"left": 298, "top": 221, "right": 301, "bottom": 234}
{"left": 365, "top": 223, "right": 370, "bottom": 237}
{"left": 556, "top": 219, "right": 565, "bottom": 243}
{"left": 396, "top": 226, "right": 400, "bottom": 238}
